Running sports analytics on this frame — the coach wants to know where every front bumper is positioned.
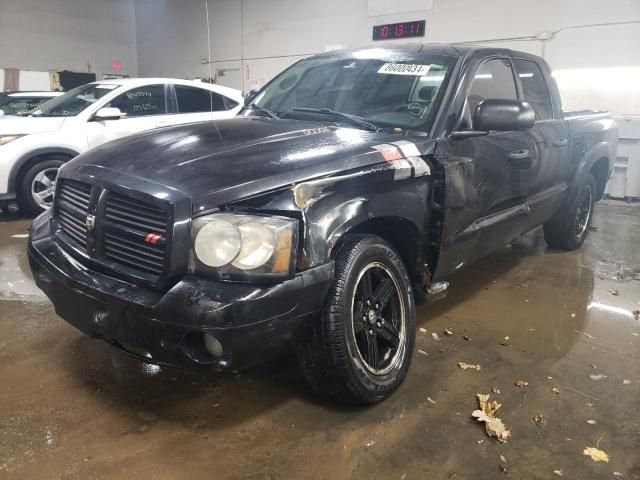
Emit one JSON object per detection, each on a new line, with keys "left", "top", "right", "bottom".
{"left": 28, "top": 214, "right": 334, "bottom": 369}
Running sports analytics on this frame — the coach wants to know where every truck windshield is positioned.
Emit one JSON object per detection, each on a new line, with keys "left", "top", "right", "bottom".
{"left": 250, "top": 53, "right": 455, "bottom": 133}
{"left": 30, "top": 83, "right": 120, "bottom": 117}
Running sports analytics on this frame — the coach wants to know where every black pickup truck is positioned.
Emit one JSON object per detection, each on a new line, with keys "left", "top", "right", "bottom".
{"left": 29, "top": 45, "right": 617, "bottom": 403}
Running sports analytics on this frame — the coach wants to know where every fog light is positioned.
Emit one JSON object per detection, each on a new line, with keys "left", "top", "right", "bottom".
{"left": 204, "top": 334, "right": 223, "bottom": 357}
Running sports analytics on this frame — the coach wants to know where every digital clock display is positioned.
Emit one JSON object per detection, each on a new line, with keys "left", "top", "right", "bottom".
{"left": 373, "top": 20, "right": 426, "bottom": 41}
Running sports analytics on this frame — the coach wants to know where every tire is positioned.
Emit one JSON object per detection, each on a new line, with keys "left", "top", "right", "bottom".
{"left": 297, "top": 234, "right": 416, "bottom": 404}
{"left": 543, "top": 173, "right": 596, "bottom": 250}
{"left": 17, "top": 158, "right": 65, "bottom": 216}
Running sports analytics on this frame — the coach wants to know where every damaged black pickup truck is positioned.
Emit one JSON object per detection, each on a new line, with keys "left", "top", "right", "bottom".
{"left": 29, "top": 45, "right": 617, "bottom": 403}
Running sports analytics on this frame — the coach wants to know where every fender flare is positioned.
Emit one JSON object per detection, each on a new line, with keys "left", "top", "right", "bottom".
{"left": 8, "top": 147, "right": 79, "bottom": 195}
{"left": 563, "top": 141, "right": 611, "bottom": 207}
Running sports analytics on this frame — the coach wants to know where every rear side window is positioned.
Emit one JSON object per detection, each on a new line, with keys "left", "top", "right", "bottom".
{"left": 514, "top": 59, "right": 554, "bottom": 121}
{"left": 107, "top": 84, "right": 167, "bottom": 117}
{"left": 0, "top": 97, "right": 48, "bottom": 114}
{"left": 175, "top": 85, "right": 236, "bottom": 113}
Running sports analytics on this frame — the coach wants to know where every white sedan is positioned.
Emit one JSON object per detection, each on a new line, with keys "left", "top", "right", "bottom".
{"left": 0, "top": 78, "right": 243, "bottom": 214}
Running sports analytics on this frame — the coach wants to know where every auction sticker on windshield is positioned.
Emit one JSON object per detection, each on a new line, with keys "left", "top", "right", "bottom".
{"left": 377, "top": 63, "right": 431, "bottom": 75}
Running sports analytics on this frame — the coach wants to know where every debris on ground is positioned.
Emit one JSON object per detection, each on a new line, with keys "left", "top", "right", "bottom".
{"left": 365, "top": 440, "right": 375, "bottom": 448}
{"left": 610, "top": 289, "right": 620, "bottom": 296}
{"left": 458, "top": 362, "right": 481, "bottom": 370}
{"left": 426, "top": 396, "right": 437, "bottom": 405}
{"left": 552, "top": 387, "right": 560, "bottom": 395}
{"left": 515, "top": 380, "right": 529, "bottom": 388}
{"left": 571, "top": 313, "right": 576, "bottom": 318}
{"left": 499, "top": 454, "right": 507, "bottom": 474}
{"left": 418, "top": 349, "right": 429, "bottom": 356}
{"left": 492, "top": 386, "right": 502, "bottom": 394}
{"left": 587, "top": 420, "right": 597, "bottom": 425}
{"left": 586, "top": 402, "right": 595, "bottom": 407}
{"left": 575, "top": 330, "right": 594, "bottom": 339}
{"left": 476, "top": 439, "right": 484, "bottom": 444}
{"left": 622, "top": 379, "right": 631, "bottom": 385}
{"left": 419, "top": 327, "right": 428, "bottom": 334}
{"left": 583, "top": 447, "right": 610, "bottom": 463}
{"left": 589, "top": 373, "right": 607, "bottom": 381}
{"left": 533, "top": 414, "right": 547, "bottom": 427}
{"left": 633, "top": 310, "right": 640, "bottom": 320}
{"left": 463, "top": 335, "right": 472, "bottom": 342}
{"left": 553, "top": 469, "right": 564, "bottom": 476}
{"left": 432, "top": 332, "right": 440, "bottom": 341}
{"left": 591, "top": 364, "right": 597, "bottom": 369}
{"left": 472, "top": 394, "right": 511, "bottom": 443}
{"left": 444, "top": 329, "right": 453, "bottom": 336}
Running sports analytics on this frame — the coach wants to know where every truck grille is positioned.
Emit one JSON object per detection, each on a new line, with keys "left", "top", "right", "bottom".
{"left": 56, "top": 179, "right": 92, "bottom": 248}
{"left": 103, "top": 192, "right": 168, "bottom": 275}
{"left": 54, "top": 179, "right": 172, "bottom": 282}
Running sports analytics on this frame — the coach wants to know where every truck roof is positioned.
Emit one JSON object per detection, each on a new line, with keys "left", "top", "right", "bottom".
{"left": 319, "top": 43, "right": 536, "bottom": 60}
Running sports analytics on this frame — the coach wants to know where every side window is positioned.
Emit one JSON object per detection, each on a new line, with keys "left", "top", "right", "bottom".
{"left": 175, "top": 85, "right": 230, "bottom": 113}
{"left": 107, "top": 84, "right": 166, "bottom": 117}
{"left": 463, "top": 58, "right": 517, "bottom": 129}
{"left": 514, "top": 59, "right": 554, "bottom": 121}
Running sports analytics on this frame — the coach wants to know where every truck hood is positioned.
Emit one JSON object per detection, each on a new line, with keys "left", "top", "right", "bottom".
{"left": 0, "top": 115, "right": 67, "bottom": 135}
{"left": 65, "top": 117, "right": 433, "bottom": 210}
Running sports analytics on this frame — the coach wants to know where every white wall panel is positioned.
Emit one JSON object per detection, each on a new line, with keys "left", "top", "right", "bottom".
{"left": 368, "top": 0, "right": 433, "bottom": 17}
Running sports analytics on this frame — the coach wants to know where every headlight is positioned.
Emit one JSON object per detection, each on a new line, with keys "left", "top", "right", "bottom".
{"left": 191, "top": 213, "right": 297, "bottom": 280}
{"left": 0, "top": 135, "right": 25, "bottom": 146}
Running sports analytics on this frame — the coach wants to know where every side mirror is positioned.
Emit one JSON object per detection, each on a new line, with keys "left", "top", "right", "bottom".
{"left": 93, "top": 107, "right": 124, "bottom": 121}
{"left": 474, "top": 99, "right": 535, "bottom": 132}
{"left": 244, "top": 89, "right": 259, "bottom": 106}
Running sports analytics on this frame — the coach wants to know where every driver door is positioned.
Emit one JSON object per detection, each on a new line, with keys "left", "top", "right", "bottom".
{"left": 86, "top": 83, "right": 173, "bottom": 149}
{"left": 433, "top": 56, "right": 538, "bottom": 278}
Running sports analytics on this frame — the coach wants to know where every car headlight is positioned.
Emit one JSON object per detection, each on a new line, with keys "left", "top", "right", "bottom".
{"left": 0, "top": 135, "right": 26, "bottom": 146}
{"left": 191, "top": 213, "right": 297, "bottom": 280}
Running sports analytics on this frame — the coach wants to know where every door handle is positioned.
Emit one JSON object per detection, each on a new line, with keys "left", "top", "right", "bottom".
{"left": 508, "top": 149, "right": 530, "bottom": 161}
{"left": 553, "top": 138, "right": 568, "bottom": 147}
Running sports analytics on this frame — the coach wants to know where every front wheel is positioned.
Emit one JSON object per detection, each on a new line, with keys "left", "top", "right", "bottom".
{"left": 18, "top": 158, "right": 65, "bottom": 216}
{"left": 543, "top": 173, "right": 596, "bottom": 250}
{"left": 297, "top": 234, "right": 416, "bottom": 404}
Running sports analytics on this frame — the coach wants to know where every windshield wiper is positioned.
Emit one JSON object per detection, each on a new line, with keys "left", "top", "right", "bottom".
{"left": 288, "top": 108, "right": 379, "bottom": 132}
{"left": 246, "top": 103, "right": 280, "bottom": 120}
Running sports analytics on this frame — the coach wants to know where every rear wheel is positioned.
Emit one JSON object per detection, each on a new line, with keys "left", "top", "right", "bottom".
{"left": 297, "top": 234, "right": 416, "bottom": 404}
{"left": 543, "top": 174, "right": 596, "bottom": 250}
{"left": 17, "top": 158, "right": 65, "bottom": 216}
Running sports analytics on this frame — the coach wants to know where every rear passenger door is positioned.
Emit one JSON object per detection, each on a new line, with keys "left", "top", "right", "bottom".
{"left": 171, "top": 84, "right": 239, "bottom": 124}
{"left": 513, "top": 58, "right": 570, "bottom": 229}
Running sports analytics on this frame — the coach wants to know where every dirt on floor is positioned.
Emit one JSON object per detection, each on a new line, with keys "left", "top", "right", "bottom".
{"left": 0, "top": 200, "right": 639, "bottom": 479}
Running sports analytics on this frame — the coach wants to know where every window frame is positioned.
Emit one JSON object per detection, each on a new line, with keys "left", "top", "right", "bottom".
{"left": 459, "top": 55, "right": 520, "bottom": 131}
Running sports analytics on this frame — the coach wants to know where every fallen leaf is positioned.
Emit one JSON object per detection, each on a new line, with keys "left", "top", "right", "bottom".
{"left": 419, "top": 327, "right": 428, "bottom": 334}
{"left": 515, "top": 380, "right": 529, "bottom": 388}
{"left": 499, "top": 453, "right": 508, "bottom": 474}
{"left": 444, "top": 329, "right": 453, "bottom": 336}
{"left": 552, "top": 387, "right": 560, "bottom": 395}
{"left": 533, "top": 414, "right": 547, "bottom": 427}
{"left": 431, "top": 332, "right": 440, "bottom": 341}
{"left": 499, "top": 454, "right": 507, "bottom": 464}
{"left": 472, "top": 394, "right": 511, "bottom": 443}
{"left": 587, "top": 419, "right": 597, "bottom": 425}
{"left": 583, "top": 447, "right": 609, "bottom": 463}
{"left": 491, "top": 386, "right": 502, "bottom": 394}
{"left": 553, "top": 469, "right": 564, "bottom": 476}
{"left": 586, "top": 402, "right": 594, "bottom": 407}
{"left": 591, "top": 364, "right": 597, "bottom": 369}
{"left": 426, "top": 396, "right": 437, "bottom": 405}
{"left": 476, "top": 439, "right": 484, "bottom": 444}
{"left": 589, "top": 374, "right": 607, "bottom": 381}
{"left": 504, "top": 336, "right": 509, "bottom": 341}
{"left": 418, "top": 349, "right": 429, "bottom": 356}
{"left": 610, "top": 289, "right": 620, "bottom": 296}
{"left": 458, "top": 362, "right": 481, "bottom": 371}
{"left": 623, "top": 379, "right": 631, "bottom": 385}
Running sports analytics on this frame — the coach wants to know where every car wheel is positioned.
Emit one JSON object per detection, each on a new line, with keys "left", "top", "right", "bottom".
{"left": 543, "top": 173, "right": 596, "bottom": 250}
{"left": 18, "top": 158, "right": 64, "bottom": 216}
{"left": 297, "top": 234, "right": 416, "bottom": 404}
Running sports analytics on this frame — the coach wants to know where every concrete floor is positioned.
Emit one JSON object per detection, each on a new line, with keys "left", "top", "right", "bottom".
{"left": 0, "top": 201, "right": 639, "bottom": 479}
